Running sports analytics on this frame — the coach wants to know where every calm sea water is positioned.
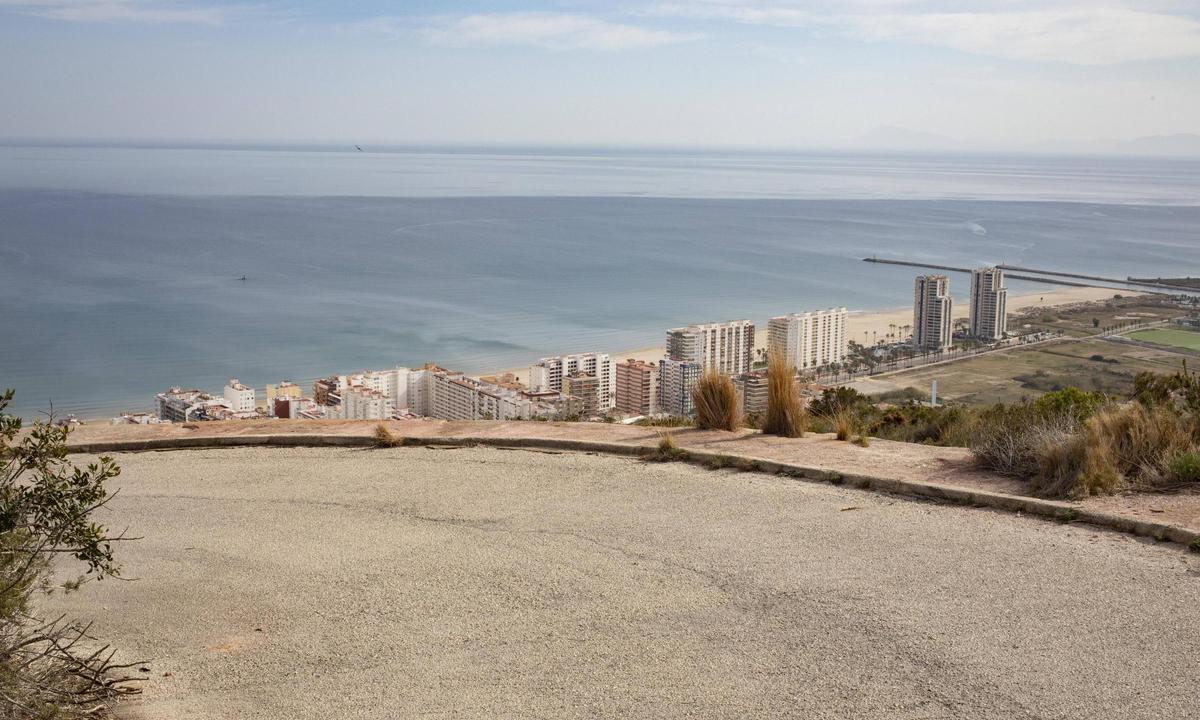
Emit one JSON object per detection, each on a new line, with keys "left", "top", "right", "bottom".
{"left": 1, "top": 145, "right": 1198, "bottom": 420}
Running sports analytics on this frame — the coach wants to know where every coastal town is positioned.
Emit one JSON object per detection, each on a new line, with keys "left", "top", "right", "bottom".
{"left": 116, "top": 266, "right": 1151, "bottom": 427}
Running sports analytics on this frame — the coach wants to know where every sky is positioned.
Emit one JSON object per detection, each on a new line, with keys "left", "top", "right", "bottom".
{"left": 2, "top": 0, "right": 1199, "bottom": 151}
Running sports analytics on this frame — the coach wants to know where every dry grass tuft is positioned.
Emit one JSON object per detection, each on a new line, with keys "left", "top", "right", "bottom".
{"left": 833, "top": 410, "right": 857, "bottom": 442}
{"left": 373, "top": 423, "right": 407, "bottom": 448}
{"left": 644, "top": 431, "right": 688, "bottom": 462}
{"left": 764, "top": 348, "right": 807, "bottom": 438}
{"left": 1031, "top": 403, "right": 1199, "bottom": 497}
{"left": 691, "top": 371, "right": 741, "bottom": 432}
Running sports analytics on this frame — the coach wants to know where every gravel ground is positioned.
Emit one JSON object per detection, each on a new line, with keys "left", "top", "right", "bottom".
{"left": 44, "top": 447, "right": 1200, "bottom": 719}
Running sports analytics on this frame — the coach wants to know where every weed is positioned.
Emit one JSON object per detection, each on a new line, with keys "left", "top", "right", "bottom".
{"left": 644, "top": 432, "right": 688, "bottom": 462}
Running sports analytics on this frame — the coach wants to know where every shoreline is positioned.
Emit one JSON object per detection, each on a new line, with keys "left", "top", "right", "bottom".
{"left": 82, "top": 285, "right": 1129, "bottom": 422}
{"left": 493, "top": 286, "right": 1127, "bottom": 382}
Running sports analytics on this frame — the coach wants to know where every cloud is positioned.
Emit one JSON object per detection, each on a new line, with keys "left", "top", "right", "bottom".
{"left": 849, "top": 7, "right": 1200, "bottom": 65}
{"left": 646, "top": 2, "right": 1200, "bottom": 65}
{"left": 421, "top": 12, "right": 702, "bottom": 51}
{"left": 0, "top": 0, "right": 227, "bottom": 25}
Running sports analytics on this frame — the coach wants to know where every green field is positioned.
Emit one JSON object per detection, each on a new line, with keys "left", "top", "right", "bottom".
{"left": 851, "top": 336, "right": 1192, "bottom": 405}
{"left": 1128, "top": 328, "right": 1200, "bottom": 351}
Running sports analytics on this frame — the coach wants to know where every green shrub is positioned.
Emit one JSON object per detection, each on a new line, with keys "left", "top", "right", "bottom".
{"left": 633, "top": 415, "right": 694, "bottom": 428}
{"left": 1132, "top": 365, "right": 1200, "bottom": 412}
{"left": 869, "top": 387, "right": 928, "bottom": 403}
{"left": 1034, "top": 387, "right": 1104, "bottom": 421}
{"left": 0, "top": 390, "right": 139, "bottom": 716}
{"left": 808, "top": 387, "right": 867, "bottom": 418}
{"left": 1168, "top": 450, "right": 1200, "bottom": 483}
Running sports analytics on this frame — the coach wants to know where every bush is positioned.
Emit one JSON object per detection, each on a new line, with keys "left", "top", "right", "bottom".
{"left": 633, "top": 415, "right": 694, "bottom": 428}
{"left": 1030, "top": 403, "right": 1198, "bottom": 497}
{"left": 869, "top": 387, "right": 928, "bottom": 403}
{"left": 691, "top": 371, "right": 741, "bottom": 432}
{"left": 0, "top": 390, "right": 140, "bottom": 716}
{"left": 1168, "top": 450, "right": 1200, "bottom": 484}
{"left": 763, "top": 348, "right": 806, "bottom": 438}
{"left": 1132, "top": 365, "right": 1200, "bottom": 412}
{"left": 867, "top": 403, "right": 978, "bottom": 446}
{"left": 970, "top": 401, "right": 1079, "bottom": 478}
{"left": 1034, "top": 387, "right": 1105, "bottom": 420}
{"left": 808, "top": 387, "right": 867, "bottom": 418}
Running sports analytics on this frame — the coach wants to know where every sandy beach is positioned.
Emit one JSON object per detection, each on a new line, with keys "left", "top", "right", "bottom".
{"left": 494, "top": 286, "right": 1125, "bottom": 382}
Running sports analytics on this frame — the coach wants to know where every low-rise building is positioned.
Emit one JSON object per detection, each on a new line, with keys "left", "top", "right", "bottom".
{"left": 111, "top": 412, "right": 163, "bottom": 426}
{"left": 155, "top": 387, "right": 230, "bottom": 422}
{"left": 223, "top": 378, "right": 256, "bottom": 414}
{"left": 274, "top": 396, "right": 321, "bottom": 420}
{"left": 265, "top": 381, "right": 303, "bottom": 415}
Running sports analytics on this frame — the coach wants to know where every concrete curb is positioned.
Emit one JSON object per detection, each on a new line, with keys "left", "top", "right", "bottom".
{"left": 69, "top": 433, "right": 1200, "bottom": 551}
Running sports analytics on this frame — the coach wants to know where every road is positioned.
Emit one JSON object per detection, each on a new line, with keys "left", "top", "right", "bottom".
{"left": 47, "top": 447, "right": 1200, "bottom": 719}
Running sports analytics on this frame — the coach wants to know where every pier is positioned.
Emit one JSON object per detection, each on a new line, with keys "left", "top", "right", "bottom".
{"left": 862, "top": 257, "right": 1197, "bottom": 295}
{"left": 861, "top": 258, "right": 1137, "bottom": 291}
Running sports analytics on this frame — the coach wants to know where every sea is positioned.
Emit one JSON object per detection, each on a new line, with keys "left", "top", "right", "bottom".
{"left": 1, "top": 144, "right": 1199, "bottom": 420}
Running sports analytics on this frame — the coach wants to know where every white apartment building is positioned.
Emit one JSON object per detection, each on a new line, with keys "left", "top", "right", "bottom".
{"left": 223, "top": 378, "right": 256, "bottom": 413}
{"left": 658, "top": 359, "right": 702, "bottom": 417}
{"left": 529, "top": 352, "right": 616, "bottom": 410}
{"left": 969, "top": 267, "right": 1008, "bottom": 341}
{"left": 666, "top": 320, "right": 755, "bottom": 375}
{"left": 913, "top": 275, "right": 954, "bottom": 351}
{"left": 339, "top": 366, "right": 412, "bottom": 409}
{"left": 767, "top": 308, "right": 848, "bottom": 370}
{"left": 430, "top": 372, "right": 533, "bottom": 421}
{"left": 155, "top": 388, "right": 224, "bottom": 422}
{"left": 330, "top": 385, "right": 394, "bottom": 420}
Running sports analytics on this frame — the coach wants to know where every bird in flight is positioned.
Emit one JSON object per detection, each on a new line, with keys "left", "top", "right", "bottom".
{"left": 355, "top": 145, "right": 363, "bottom": 152}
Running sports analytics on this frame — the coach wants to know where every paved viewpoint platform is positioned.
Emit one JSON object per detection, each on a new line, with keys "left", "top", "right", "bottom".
{"left": 66, "top": 419, "right": 1200, "bottom": 541}
{"left": 48, "top": 447, "right": 1200, "bottom": 719}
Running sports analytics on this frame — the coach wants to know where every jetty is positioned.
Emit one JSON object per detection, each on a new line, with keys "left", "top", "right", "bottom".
{"left": 863, "top": 257, "right": 1194, "bottom": 295}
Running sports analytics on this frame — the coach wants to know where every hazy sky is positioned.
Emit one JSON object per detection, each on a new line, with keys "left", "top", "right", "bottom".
{"left": 2, "top": 0, "right": 1199, "bottom": 149}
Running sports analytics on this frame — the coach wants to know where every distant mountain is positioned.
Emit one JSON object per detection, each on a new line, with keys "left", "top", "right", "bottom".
{"left": 1117, "top": 133, "right": 1200, "bottom": 157}
{"left": 854, "top": 126, "right": 960, "bottom": 152}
